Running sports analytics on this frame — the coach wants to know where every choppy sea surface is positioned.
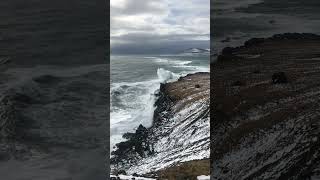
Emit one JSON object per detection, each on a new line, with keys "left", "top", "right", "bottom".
{"left": 110, "top": 54, "right": 209, "bottom": 151}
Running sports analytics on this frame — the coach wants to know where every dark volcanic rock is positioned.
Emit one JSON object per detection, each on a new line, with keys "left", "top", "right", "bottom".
{"left": 222, "top": 47, "right": 235, "bottom": 55}
{"left": 231, "top": 80, "right": 246, "bottom": 87}
{"left": 253, "top": 70, "right": 261, "bottom": 74}
{"left": 217, "top": 46, "right": 245, "bottom": 62}
{"left": 272, "top": 72, "right": 288, "bottom": 84}
{"left": 271, "top": 33, "right": 320, "bottom": 40}
{"left": 153, "top": 83, "right": 174, "bottom": 126}
{"left": 244, "top": 38, "right": 265, "bottom": 47}
{"left": 216, "top": 54, "right": 235, "bottom": 62}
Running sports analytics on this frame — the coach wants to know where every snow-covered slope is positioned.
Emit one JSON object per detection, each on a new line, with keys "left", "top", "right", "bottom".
{"left": 111, "top": 174, "right": 155, "bottom": 180}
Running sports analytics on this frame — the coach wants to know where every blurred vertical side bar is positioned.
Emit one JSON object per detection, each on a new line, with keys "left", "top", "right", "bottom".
{"left": 0, "top": 0, "right": 108, "bottom": 179}
{"left": 210, "top": 0, "right": 214, "bottom": 176}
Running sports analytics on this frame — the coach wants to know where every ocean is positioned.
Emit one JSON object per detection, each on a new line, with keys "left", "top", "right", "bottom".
{"left": 110, "top": 54, "right": 209, "bottom": 151}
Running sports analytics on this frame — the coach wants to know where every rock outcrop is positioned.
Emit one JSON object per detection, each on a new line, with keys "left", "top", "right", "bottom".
{"left": 111, "top": 72, "right": 210, "bottom": 176}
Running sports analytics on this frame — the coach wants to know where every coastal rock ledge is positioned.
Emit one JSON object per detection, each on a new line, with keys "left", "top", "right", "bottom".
{"left": 111, "top": 72, "right": 210, "bottom": 179}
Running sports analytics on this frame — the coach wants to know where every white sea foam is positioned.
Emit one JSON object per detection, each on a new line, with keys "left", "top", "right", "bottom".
{"left": 110, "top": 67, "right": 178, "bottom": 151}
{"left": 173, "top": 65, "right": 210, "bottom": 72}
{"left": 148, "top": 57, "right": 192, "bottom": 66}
{"left": 157, "top": 68, "right": 177, "bottom": 82}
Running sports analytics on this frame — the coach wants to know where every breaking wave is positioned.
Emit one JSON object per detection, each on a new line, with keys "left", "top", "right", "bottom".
{"left": 110, "top": 67, "right": 178, "bottom": 150}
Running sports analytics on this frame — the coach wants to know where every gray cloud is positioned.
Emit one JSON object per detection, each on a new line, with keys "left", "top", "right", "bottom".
{"left": 111, "top": 0, "right": 210, "bottom": 54}
{"left": 111, "top": 0, "right": 167, "bottom": 16}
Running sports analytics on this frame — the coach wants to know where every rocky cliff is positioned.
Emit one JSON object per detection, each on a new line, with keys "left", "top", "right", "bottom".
{"left": 111, "top": 72, "right": 210, "bottom": 177}
{"left": 211, "top": 33, "right": 320, "bottom": 179}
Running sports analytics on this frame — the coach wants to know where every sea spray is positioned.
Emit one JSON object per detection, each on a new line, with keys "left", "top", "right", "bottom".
{"left": 157, "top": 68, "right": 176, "bottom": 83}
{"left": 110, "top": 67, "right": 178, "bottom": 151}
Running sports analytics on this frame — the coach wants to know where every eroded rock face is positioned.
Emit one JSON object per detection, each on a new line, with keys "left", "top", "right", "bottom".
{"left": 211, "top": 33, "right": 320, "bottom": 179}
{"left": 112, "top": 72, "right": 210, "bottom": 175}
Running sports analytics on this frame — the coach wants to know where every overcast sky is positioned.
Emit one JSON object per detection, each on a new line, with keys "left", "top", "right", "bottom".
{"left": 110, "top": 0, "right": 210, "bottom": 54}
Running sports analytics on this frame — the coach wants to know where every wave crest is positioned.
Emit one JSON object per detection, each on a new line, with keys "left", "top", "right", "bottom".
{"left": 157, "top": 68, "right": 175, "bottom": 83}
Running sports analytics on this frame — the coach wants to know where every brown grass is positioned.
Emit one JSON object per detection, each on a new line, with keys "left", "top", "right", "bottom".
{"left": 156, "top": 159, "right": 210, "bottom": 180}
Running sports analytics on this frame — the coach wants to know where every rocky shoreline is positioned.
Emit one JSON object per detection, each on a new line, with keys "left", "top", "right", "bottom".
{"left": 211, "top": 33, "right": 320, "bottom": 179}
{"left": 111, "top": 72, "right": 210, "bottom": 179}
